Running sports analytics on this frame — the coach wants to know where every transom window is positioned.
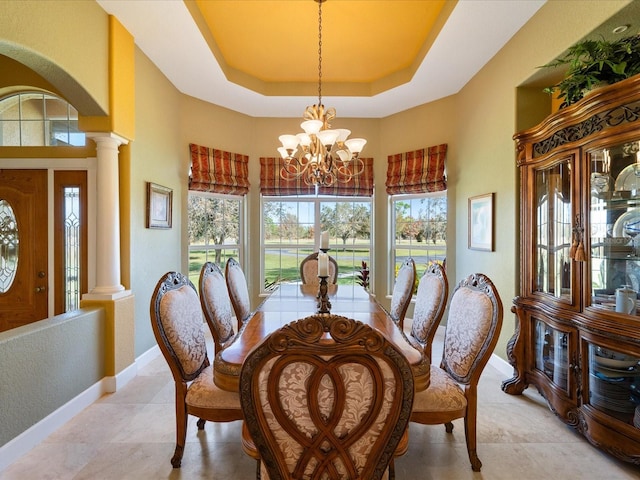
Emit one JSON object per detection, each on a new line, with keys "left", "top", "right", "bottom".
{"left": 0, "top": 92, "right": 85, "bottom": 146}
{"left": 391, "top": 193, "right": 447, "bottom": 292}
{"left": 262, "top": 196, "right": 372, "bottom": 292}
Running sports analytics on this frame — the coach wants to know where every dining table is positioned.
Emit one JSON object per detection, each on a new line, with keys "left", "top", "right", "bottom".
{"left": 213, "top": 282, "right": 430, "bottom": 392}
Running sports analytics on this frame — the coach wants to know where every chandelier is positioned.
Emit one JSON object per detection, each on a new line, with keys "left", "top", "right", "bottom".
{"left": 278, "top": 0, "right": 367, "bottom": 188}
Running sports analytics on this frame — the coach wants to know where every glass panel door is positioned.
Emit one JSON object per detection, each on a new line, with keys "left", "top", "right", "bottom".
{"left": 534, "top": 319, "right": 570, "bottom": 392}
{"left": 590, "top": 141, "right": 640, "bottom": 316}
{"left": 533, "top": 159, "right": 573, "bottom": 300}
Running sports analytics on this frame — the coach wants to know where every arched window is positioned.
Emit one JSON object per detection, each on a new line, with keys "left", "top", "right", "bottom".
{"left": 0, "top": 92, "right": 85, "bottom": 146}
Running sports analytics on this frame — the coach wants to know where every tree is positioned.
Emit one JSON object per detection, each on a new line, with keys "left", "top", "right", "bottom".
{"left": 320, "top": 202, "right": 370, "bottom": 247}
{"left": 188, "top": 194, "right": 239, "bottom": 264}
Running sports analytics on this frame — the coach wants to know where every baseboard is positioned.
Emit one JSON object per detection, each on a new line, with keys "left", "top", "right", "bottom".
{"left": 0, "top": 344, "right": 160, "bottom": 473}
{"left": 0, "top": 378, "right": 108, "bottom": 472}
{"left": 488, "top": 352, "right": 514, "bottom": 378}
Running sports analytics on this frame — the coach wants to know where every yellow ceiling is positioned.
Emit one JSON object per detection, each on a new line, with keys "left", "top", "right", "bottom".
{"left": 190, "top": 0, "right": 452, "bottom": 97}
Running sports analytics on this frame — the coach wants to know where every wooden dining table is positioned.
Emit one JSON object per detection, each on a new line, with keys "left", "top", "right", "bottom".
{"left": 213, "top": 282, "right": 430, "bottom": 392}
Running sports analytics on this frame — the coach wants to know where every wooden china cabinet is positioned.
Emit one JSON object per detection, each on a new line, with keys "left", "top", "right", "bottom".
{"left": 503, "top": 74, "right": 640, "bottom": 464}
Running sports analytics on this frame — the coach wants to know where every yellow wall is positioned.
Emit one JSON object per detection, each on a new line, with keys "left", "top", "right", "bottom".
{"left": 0, "top": 0, "right": 109, "bottom": 116}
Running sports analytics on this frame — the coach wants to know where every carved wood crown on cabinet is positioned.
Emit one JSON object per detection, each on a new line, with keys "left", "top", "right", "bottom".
{"left": 504, "top": 74, "right": 640, "bottom": 465}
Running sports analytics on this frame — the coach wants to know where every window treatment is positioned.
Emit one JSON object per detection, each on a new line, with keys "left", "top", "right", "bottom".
{"left": 386, "top": 144, "right": 447, "bottom": 195}
{"left": 260, "top": 157, "right": 374, "bottom": 197}
{"left": 189, "top": 143, "right": 250, "bottom": 195}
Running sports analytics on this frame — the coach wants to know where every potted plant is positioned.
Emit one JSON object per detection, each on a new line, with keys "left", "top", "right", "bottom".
{"left": 541, "top": 34, "right": 640, "bottom": 108}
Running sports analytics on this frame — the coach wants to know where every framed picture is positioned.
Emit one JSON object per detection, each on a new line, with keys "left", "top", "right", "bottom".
{"left": 147, "top": 182, "right": 172, "bottom": 229}
{"left": 468, "top": 193, "right": 494, "bottom": 251}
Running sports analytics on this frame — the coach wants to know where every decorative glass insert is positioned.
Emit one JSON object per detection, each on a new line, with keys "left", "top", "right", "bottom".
{"left": 0, "top": 199, "right": 18, "bottom": 293}
{"left": 64, "top": 187, "right": 81, "bottom": 311}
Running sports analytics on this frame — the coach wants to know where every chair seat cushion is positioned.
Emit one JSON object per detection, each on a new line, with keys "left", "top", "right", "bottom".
{"left": 412, "top": 366, "right": 467, "bottom": 413}
{"left": 186, "top": 365, "right": 241, "bottom": 409}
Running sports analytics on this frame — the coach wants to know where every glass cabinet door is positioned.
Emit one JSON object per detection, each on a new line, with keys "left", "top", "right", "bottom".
{"left": 533, "top": 159, "right": 573, "bottom": 300}
{"left": 534, "top": 319, "right": 570, "bottom": 392}
{"left": 590, "top": 140, "right": 640, "bottom": 315}
{"left": 588, "top": 342, "right": 640, "bottom": 425}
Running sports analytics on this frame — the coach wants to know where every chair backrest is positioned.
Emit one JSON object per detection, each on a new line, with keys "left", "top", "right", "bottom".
{"left": 225, "top": 257, "right": 251, "bottom": 328}
{"left": 150, "top": 271, "right": 209, "bottom": 383}
{"left": 199, "top": 262, "right": 236, "bottom": 353}
{"left": 410, "top": 262, "right": 448, "bottom": 358}
{"left": 300, "top": 251, "right": 338, "bottom": 286}
{"left": 240, "top": 314, "right": 414, "bottom": 480}
{"left": 389, "top": 258, "right": 416, "bottom": 328}
{"left": 441, "top": 273, "right": 503, "bottom": 385}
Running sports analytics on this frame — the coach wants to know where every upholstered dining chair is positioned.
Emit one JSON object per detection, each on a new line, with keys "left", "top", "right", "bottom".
{"left": 225, "top": 257, "right": 252, "bottom": 329}
{"left": 299, "top": 251, "right": 338, "bottom": 286}
{"left": 410, "top": 273, "right": 503, "bottom": 472}
{"left": 239, "top": 314, "right": 414, "bottom": 480}
{"left": 149, "top": 271, "right": 243, "bottom": 468}
{"left": 199, "top": 262, "right": 236, "bottom": 354}
{"left": 388, "top": 257, "right": 416, "bottom": 329}
{"left": 405, "top": 262, "right": 448, "bottom": 359}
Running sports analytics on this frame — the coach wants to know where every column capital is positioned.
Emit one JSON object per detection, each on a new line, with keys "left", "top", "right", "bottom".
{"left": 85, "top": 132, "right": 129, "bottom": 147}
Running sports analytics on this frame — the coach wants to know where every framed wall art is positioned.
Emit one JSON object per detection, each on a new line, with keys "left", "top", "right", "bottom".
{"left": 147, "top": 182, "right": 172, "bottom": 229}
{"left": 468, "top": 192, "right": 494, "bottom": 251}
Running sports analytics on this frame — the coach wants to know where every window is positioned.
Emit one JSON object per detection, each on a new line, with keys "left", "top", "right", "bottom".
{"left": 188, "top": 192, "right": 243, "bottom": 287}
{"left": 391, "top": 193, "right": 447, "bottom": 291}
{"left": 262, "top": 196, "right": 372, "bottom": 291}
{"left": 0, "top": 92, "right": 85, "bottom": 146}
{"left": 54, "top": 171, "right": 88, "bottom": 315}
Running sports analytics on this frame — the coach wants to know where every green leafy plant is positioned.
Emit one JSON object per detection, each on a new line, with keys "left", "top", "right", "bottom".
{"left": 541, "top": 35, "right": 640, "bottom": 108}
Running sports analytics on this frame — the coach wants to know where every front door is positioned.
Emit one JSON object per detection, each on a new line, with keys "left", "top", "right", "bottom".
{"left": 0, "top": 169, "right": 48, "bottom": 332}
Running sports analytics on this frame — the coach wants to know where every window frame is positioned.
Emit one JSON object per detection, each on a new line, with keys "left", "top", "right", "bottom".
{"left": 187, "top": 191, "right": 245, "bottom": 288}
{"left": 260, "top": 194, "right": 373, "bottom": 294}
{"left": 389, "top": 191, "right": 447, "bottom": 296}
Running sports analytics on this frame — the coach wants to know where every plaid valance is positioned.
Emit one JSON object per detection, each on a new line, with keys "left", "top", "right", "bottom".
{"left": 189, "top": 143, "right": 250, "bottom": 196}
{"left": 386, "top": 144, "right": 447, "bottom": 195}
{"left": 260, "top": 157, "right": 374, "bottom": 197}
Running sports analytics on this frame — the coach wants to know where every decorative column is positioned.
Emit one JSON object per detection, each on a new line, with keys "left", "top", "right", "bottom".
{"left": 83, "top": 132, "right": 130, "bottom": 300}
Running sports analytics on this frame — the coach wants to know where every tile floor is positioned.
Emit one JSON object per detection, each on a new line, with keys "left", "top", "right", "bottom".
{"left": 3, "top": 331, "right": 640, "bottom": 480}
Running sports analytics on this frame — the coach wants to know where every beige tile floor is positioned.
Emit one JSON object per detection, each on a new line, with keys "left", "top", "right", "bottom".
{"left": 3, "top": 331, "right": 640, "bottom": 480}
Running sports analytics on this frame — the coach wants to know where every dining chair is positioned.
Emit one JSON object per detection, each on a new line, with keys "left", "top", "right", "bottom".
{"left": 299, "top": 251, "right": 338, "bottom": 286}
{"left": 388, "top": 257, "right": 416, "bottom": 329}
{"left": 239, "top": 314, "right": 414, "bottom": 480}
{"left": 199, "top": 262, "right": 236, "bottom": 354}
{"left": 410, "top": 273, "right": 503, "bottom": 472}
{"left": 149, "top": 271, "right": 243, "bottom": 468}
{"left": 225, "top": 257, "right": 252, "bottom": 329}
{"left": 405, "top": 262, "right": 448, "bottom": 359}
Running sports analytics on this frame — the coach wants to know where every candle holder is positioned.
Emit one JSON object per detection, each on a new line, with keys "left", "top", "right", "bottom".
{"left": 317, "top": 275, "right": 332, "bottom": 313}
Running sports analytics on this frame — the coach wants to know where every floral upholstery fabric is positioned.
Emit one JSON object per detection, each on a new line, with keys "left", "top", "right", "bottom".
{"left": 226, "top": 259, "right": 251, "bottom": 324}
{"left": 185, "top": 365, "right": 241, "bottom": 409}
{"left": 159, "top": 285, "right": 207, "bottom": 377}
{"left": 256, "top": 355, "right": 397, "bottom": 479}
{"left": 443, "top": 286, "right": 493, "bottom": 382}
{"left": 389, "top": 260, "right": 415, "bottom": 324}
{"left": 202, "top": 272, "right": 235, "bottom": 346}
{"left": 411, "top": 366, "right": 466, "bottom": 412}
{"left": 411, "top": 273, "right": 445, "bottom": 344}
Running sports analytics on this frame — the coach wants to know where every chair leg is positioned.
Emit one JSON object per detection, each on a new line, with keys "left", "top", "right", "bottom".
{"left": 464, "top": 397, "right": 481, "bottom": 471}
{"left": 172, "top": 387, "right": 188, "bottom": 468}
{"left": 444, "top": 421, "right": 454, "bottom": 433}
{"left": 197, "top": 418, "right": 206, "bottom": 430}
